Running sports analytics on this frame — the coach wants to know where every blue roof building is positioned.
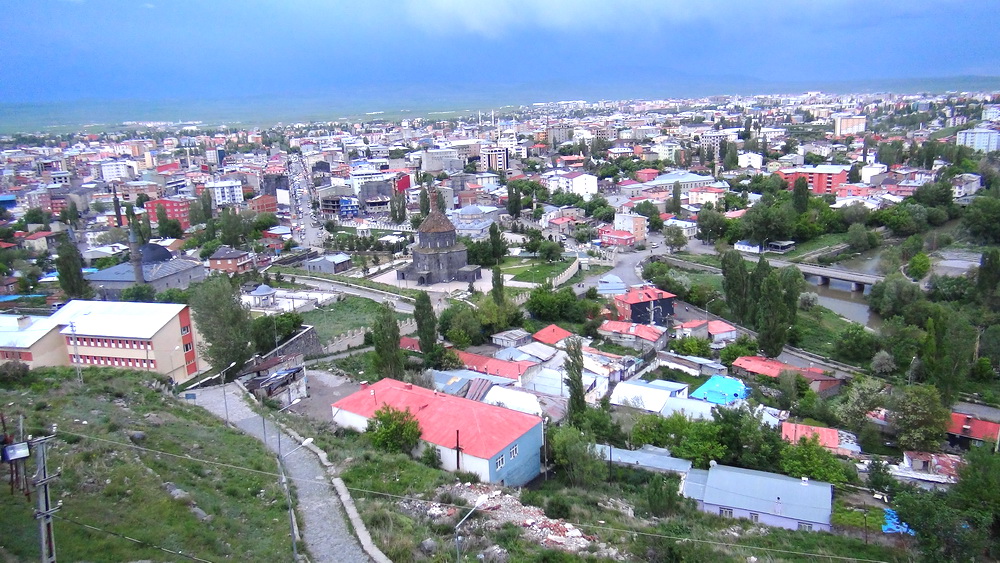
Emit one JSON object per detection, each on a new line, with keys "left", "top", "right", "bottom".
{"left": 691, "top": 375, "right": 748, "bottom": 405}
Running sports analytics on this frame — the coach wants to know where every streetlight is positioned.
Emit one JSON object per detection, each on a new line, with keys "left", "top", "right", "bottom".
{"left": 275, "top": 397, "right": 302, "bottom": 460}
{"left": 456, "top": 494, "right": 489, "bottom": 562}
{"left": 705, "top": 297, "right": 719, "bottom": 323}
{"left": 219, "top": 361, "right": 238, "bottom": 425}
{"left": 281, "top": 437, "right": 313, "bottom": 459}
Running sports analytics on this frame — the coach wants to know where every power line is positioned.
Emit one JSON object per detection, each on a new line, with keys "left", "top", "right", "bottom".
{"left": 51, "top": 513, "right": 215, "bottom": 563}
{"left": 48, "top": 428, "right": 892, "bottom": 562}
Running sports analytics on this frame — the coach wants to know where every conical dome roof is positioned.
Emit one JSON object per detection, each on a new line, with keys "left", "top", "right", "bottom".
{"left": 417, "top": 209, "right": 456, "bottom": 234}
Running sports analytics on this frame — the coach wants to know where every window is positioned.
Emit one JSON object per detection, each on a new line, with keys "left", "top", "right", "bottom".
{"left": 749, "top": 513, "right": 759, "bottom": 523}
{"left": 719, "top": 508, "right": 733, "bottom": 518}
{"left": 181, "top": 325, "right": 190, "bottom": 335}
{"left": 797, "top": 523, "right": 813, "bottom": 532}
{"left": 509, "top": 444, "right": 518, "bottom": 459}
{"left": 183, "top": 343, "right": 193, "bottom": 352}
{"left": 495, "top": 455, "right": 505, "bottom": 470}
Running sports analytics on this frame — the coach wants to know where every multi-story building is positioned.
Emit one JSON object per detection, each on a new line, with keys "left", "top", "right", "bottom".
{"left": 209, "top": 246, "right": 254, "bottom": 274}
{"left": 832, "top": 114, "right": 867, "bottom": 137}
{"left": 480, "top": 146, "right": 509, "bottom": 172}
{"left": 957, "top": 128, "right": 1000, "bottom": 153}
{"left": 205, "top": 179, "right": 244, "bottom": 208}
{"left": 0, "top": 300, "right": 204, "bottom": 383}
{"left": 547, "top": 124, "right": 574, "bottom": 145}
{"left": 775, "top": 165, "right": 851, "bottom": 195}
{"left": 120, "top": 180, "right": 163, "bottom": 203}
{"left": 544, "top": 171, "right": 599, "bottom": 201}
{"left": 100, "top": 159, "right": 134, "bottom": 181}
{"left": 246, "top": 194, "right": 278, "bottom": 215}
{"left": 613, "top": 212, "right": 649, "bottom": 242}
{"left": 146, "top": 196, "right": 195, "bottom": 229}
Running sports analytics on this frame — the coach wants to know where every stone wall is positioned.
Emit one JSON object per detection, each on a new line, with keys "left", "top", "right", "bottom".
{"left": 263, "top": 324, "right": 322, "bottom": 360}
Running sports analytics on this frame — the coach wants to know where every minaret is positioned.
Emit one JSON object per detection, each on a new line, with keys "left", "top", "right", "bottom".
{"left": 129, "top": 225, "right": 145, "bottom": 285}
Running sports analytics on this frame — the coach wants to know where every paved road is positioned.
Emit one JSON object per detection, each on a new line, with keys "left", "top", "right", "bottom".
{"left": 193, "top": 384, "right": 369, "bottom": 563}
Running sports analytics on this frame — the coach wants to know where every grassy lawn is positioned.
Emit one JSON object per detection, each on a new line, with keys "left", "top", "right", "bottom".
{"left": 793, "top": 305, "right": 855, "bottom": 359}
{"left": 301, "top": 296, "right": 409, "bottom": 341}
{"left": 566, "top": 264, "right": 612, "bottom": 286}
{"left": 775, "top": 232, "right": 851, "bottom": 261}
{"left": 270, "top": 265, "right": 420, "bottom": 298}
{"left": 671, "top": 252, "right": 723, "bottom": 269}
{"left": 500, "top": 259, "right": 573, "bottom": 283}
{"left": 0, "top": 367, "right": 291, "bottom": 562}
{"left": 684, "top": 271, "right": 725, "bottom": 293}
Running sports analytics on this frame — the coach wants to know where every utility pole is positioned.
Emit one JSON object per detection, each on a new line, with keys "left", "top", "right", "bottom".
{"left": 69, "top": 322, "right": 82, "bottom": 383}
{"left": 30, "top": 427, "right": 61, "bottom": 563}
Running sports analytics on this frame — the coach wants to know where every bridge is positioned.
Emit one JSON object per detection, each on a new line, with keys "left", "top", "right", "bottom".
{"left": 767, "top": 259, "right": 885, "bottom": 291}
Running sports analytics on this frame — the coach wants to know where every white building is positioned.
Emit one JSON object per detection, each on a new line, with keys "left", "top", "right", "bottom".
{"left": 957, "top": 128, "right": 1000, "bottom": 153}
{"left": 832, "top": 114, "right": 867, "bottom": 137}
{"left": 100, "top": 159, "right": 133, "bottom": 181}
{"left": 737, "top": 152, "right": 764, "bottom": 169}
{"left": 546, "top": 171, "right": 598, "bottom": 201}
{"left": 205, "top": 180, "right": 244, "bottom": 207}
{"left": 983, "top": 105, "right": 1000, "bottom": 122}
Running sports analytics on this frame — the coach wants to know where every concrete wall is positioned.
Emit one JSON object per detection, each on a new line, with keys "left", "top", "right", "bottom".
{"left": 701, "top": 502, "right": 830, "bottom": 533}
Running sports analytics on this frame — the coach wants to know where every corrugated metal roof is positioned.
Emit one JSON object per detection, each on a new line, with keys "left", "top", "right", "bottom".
{"left": 698, "top": 465, "right": 832, "bottom": 525}
{"left": 594, "top": 444, "right": 692, "bottom": 475}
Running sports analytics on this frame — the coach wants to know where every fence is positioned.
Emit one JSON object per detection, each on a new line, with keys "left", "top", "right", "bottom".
{"left": 548, "top": 258, "right": 580, "bottom": 287}
{"left": 322, "top": 318, "right": 418, "bottom": 355}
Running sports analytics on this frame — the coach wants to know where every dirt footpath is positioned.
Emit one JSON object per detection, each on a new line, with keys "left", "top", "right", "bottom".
{"left": 287, "top": 368, "right": 360, "bottom": 420}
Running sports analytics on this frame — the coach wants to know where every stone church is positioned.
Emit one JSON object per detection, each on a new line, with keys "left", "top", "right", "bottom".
{"left": 398, "top": 209, "right": 481, "bottom": 285}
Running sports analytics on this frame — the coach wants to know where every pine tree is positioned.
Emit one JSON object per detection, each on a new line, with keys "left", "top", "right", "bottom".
{"left": 56, "top": 238, "right": 91, "bottom": 299}
{"left": 419, "top": 187, "right": 430, "bottom": 216}
{"left": 372, "top": 302, "right": 405, "bottom": 380}
{"left": 414, "top": 292, "right": 438, "bottom": 368}
{"left": 491, "top": 267, "right": 504, "bottom": 306}
{"left": 564, "top": 337, "right": 586, "bottom": 426}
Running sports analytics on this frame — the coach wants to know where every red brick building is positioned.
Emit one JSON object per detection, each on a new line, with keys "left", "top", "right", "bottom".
{"left": 146, "top": 196, "right": 195, "bottom": 229}
{"left": 775, "top": 165, "right": 851, "bottom": 195}
{"left": 247, "top": 194, "right": 278, "bottom": 215}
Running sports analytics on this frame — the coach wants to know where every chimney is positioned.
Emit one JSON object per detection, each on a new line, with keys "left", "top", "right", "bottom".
{"left": 404, "top": 383, "right": 412, "bottom": 390}
{"left": 360, "top": 381, "right": 369, "bottom": 389}
{"left": 16, "top": 315, "right": 31, "bottom": 329}
{"left": 801, "top": 476, "right": 809, "bottom": 486}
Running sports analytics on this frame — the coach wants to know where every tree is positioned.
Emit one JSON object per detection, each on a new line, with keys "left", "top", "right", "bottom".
{"left": 120, "top": 284, "right": 156, "bottom": 302}
{"left": 189, "top": 276, "right": 253, "bottom": 371}
{"left": 712, "top": 406, "right": 785, "bottom": 471}
{"left": 907, "top": 252, "right": 931, "bottom": 280}
{"left": 835, "top": 376, "right": 885, "bottom": 431}
{"left": 780, "top": 435, "right": 846, "bottom": 484}
{"left": 367, "top": 405, "right": 421, "bottom": 455}
{"left": 550, "top": 425, "right": 607, "bottom": 487}
{"left": 219, "top": 208, "right": 244, "bottom": 247}
{"left": 200, "top": 189, "right": 213, "bottom": 222}
{"left": 506, "top": 184, "right": 521, "bottom": 217}
{"left": 792, "top": 177, "right": 810, "bottom": 214}
{"left": 723, "top": 142, "right": 739, "bottom": 170}
{"left": 662, "top": 225, "right": 688, "bottom": 253}
{"left": 91, "top": 200, "right": 108, "bottom": 214}
{"left": 846, "top": 223, "right": 875, "bottom": 252}
{"left": 894, "top": 490, "right": 991, "bottom": 563}
{"left": 491, "top": 267, "right": 504, "bottom": 306}
{"left": 372, "top": 302, "right": 405, "bottom": 380}
{"left": 835, "top": 323, "right": 879, "bottom": 363}
{"left": 418, "top": 187, "right": 430, "bottom": 217}
{"left": 435, "top": 190, "right": 446, "bottom": 212}
{"left": 870, "top": 350, "right": 897, "bottom": 377}
{"left": 890, "top": 385, "right": 950, "bottom": 451}
{"left": 952, "top": 444, "right": 1000, "bottom": 535}
{"left": 488, "top": 223, "right": 507, "bottom": 265}
{"left": 414, "top": 291, "right": 439, "bottom": 368}
{"left": 564, "top": 338, "right": 586, "bottom": 426}
{"left": 634, "top": 201, "right": 663, "bottom": 231}
{"left": 672, "top": 421, "right": 727, "bottom": 469}
{"left": 847, "top": 163, "right": 862, "bottom": 183}
{"left": 720, "top": 250, "right": 750, "bottom": 323}
{"left": 696, "top": 208, "right": 727, "bottom": 243}
{"left": 135, "top": 193, "right": 151, "bottom": 208}
{"left": 756, "top": 272, "right": 789, "bottom": 357}
{"left": 671, "top": 181, "right": 682, "bottom": 214}
{"left": 56, "top": 238, "right": 91, "bottom": 299}
{"left": 537, "top": 240, "right": 562, "bottom": 262}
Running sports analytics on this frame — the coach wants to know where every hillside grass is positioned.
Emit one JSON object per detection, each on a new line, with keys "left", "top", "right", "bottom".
{"left": 500, "top": 258, "right": 573, "bottom": 283}
{"left": 0, "top": 367, "right": 291, "bottom": 562}
{"left": 300, "top": 295, "right": 410, "bottom": 341}
{"left": 794, "top": 305, "right": 855, "bottom": 359}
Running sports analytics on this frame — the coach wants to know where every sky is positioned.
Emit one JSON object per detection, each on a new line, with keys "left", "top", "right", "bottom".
{"left": 1, "top": 1, "right": 999, "bottom": 109}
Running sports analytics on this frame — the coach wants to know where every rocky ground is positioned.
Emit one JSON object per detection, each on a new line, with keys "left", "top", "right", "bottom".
{"left": 397, "top": 481, "right": 630, "bottom": 561}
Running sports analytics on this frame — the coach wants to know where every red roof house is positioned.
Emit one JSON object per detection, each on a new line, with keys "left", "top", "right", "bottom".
{"left": 533, "top": 324, "right": 573, "bottom": 347}
{"left": 331, "top": 378, "right": 543, "bottom": 485}
{"left": 947, "top": 412, "right": 1000, "bottom": 448}
{"left": 455, "top": 350, "right": 538, "bottom": 384}
{"left": 732, "top": 356, "right": 842, "bottom": 396}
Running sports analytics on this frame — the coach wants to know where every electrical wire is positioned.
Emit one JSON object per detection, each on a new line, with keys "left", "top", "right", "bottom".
{"left": 42, "top": 428, "right": 892, "bottom": 563}
{"left": 50, "top": 513, "right": 215, "bottom": 562}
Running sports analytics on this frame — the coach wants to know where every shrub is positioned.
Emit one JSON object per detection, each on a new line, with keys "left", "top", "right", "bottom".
{"left": 366, "top": 405, "right": 421, "bottom": 455}
{"left": 545, "top": 496, "right": 572, "bottom": 519}
{"left": 420, "top": 446, "right": 442, "bottom": 469}
{"left": 0, "top": 361, "right": 30, "bottom": 384}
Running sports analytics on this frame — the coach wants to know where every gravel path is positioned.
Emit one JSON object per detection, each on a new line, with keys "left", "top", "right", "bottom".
{"left": 192, "top": 384, "right": 369, "bottom": 562}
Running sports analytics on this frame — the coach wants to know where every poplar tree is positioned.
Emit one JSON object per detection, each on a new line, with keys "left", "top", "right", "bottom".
{"left": 414, "top": 292, "right": 438, "bottom": 368}
{"left": 372, "top": 302, "right": 405, "bottom": 380}
{"left": 564, "top": 337, "right": 586, "bottom": 425}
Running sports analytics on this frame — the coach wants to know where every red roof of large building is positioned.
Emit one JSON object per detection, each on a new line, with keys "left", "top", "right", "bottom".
{"left": 732, "top": 356, "right": 833, "bottom": 381}
{"left": 782, "top": 422, "right": 840, "bottom": 450}
{"left": 598, "top": 321, "right": 666, "bottom": 342}
{"left": 533, "top": 324, "right": 573, "bottom": 346}
{"left": 332, "top": 378, "right": 541, "bottom": 458}
{"left": 947, "top": 412, "right": 1000, "bottom": 442}
{"left": 615, "top": 286, "right": 676, "bottom": 305}
{"left": 455, "top": 350, "right": 535, "bottom": 380}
